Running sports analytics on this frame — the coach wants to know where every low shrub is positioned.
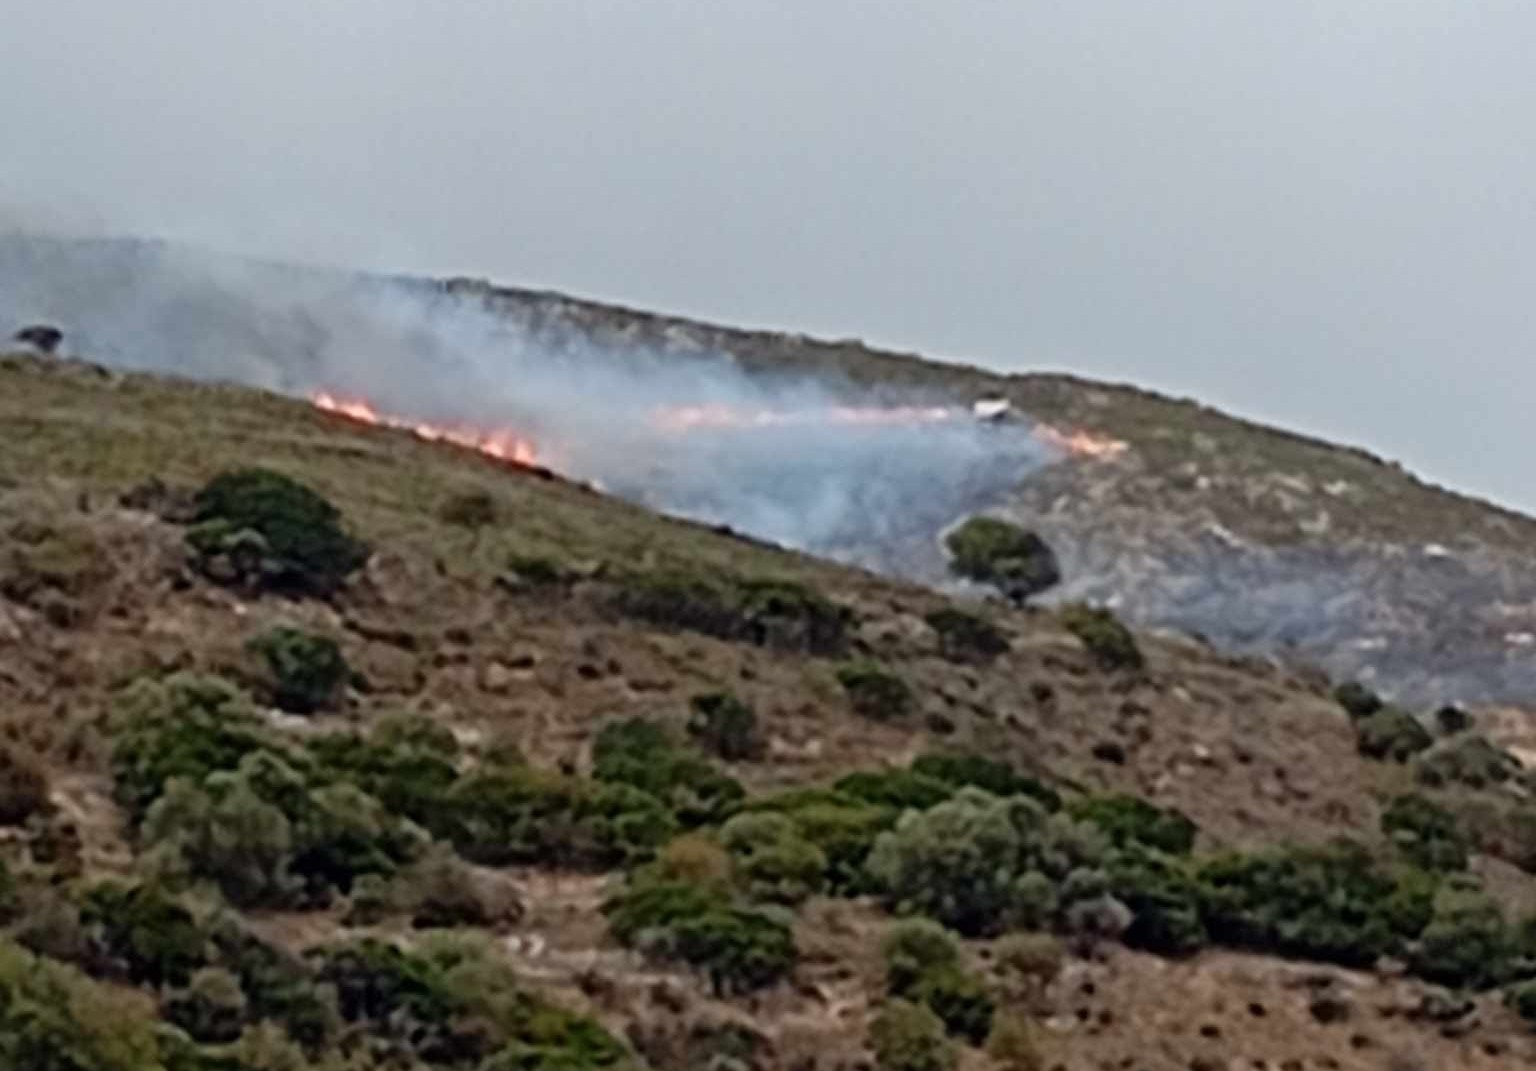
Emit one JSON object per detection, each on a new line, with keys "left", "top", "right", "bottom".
{"left": 1508, "top": 980, "right": 1536, "bottom": 1026}
{"left": 611, "top": 568, "right": 852, "bottom": 655}
{"left": 109, "top": 673, "right": 289, "bottom": 823}
{"left": 1415, "top": 734, "right": 1521, "bottom": 788}
{"left": 307, "top": 712, "right": 460, "bottom": 826}
{"left": 688, "top": 692, "right": 762, "bottom": 761}
{"left": 1058, "top": 604, "right": 1144, "bottom": 672}
{"left": 604, "top": 877, "right": 796, "bottom": 995}
{"left": 986, "top": 1011, "right": 1046, "bottom": 1071}
{"left": 748, "top": 789, "right": 896, "bottom": 893}
{"left": 592, "top": 717, "right": 744, "bottom": 827}
{"left": 882, "top": 919, "right": 963, "bottom": 996}
{"left": 78, "top": 880, "right": 211, "bottom": 988}
{"left": 924, "top": 608, "right": 1009, "bottom": 661}
{"left": 0, "top": 520, "right": 113, "bottom": 612}
{"left": 1411, "top": 883, "right": 1516, "bottom": 990}
{"left": 719, "top": 812, "right": 827, "bottom": 904}
{"left": 0, "top": 938, "right": 167, "bottom": 1070}
{"left": 869, "top": 1000, "right": 956, "bottom": 1071}
{"left": 1332, "top": 681, "right": 1383, "bottom": 720}
{"left": 944, "top": 517, "right": 1060, "bottom": 605}
{"left": 910, "top": 752, "right": 1060, "bottom": 810}
{"left": 187, "top": 467, "right": 369, "bottom": 597}
{"left": 864, "top": 788, "right": 1107, "bottom": 937}
{"left": 396, "top": 847, "right": 523, "bottom": 931}
{"left": 834, "top": 769, "right": 953, "bottom": 813}
{"left": 1067, "top": 794, "right": 1197, "bottom": 856}
{"left": 247, "top": 627, "right": 349, "bottom": 714}
{"left": 165, "top": 966, "right": 248, "bottom": 1044}
{"left": 0, "top": 742, "right": 50, "bottom": 825}
{"left": 914, "top": 966, "right": 994, "bottom": 1045}
{"left": 1355, "top": 707, "right": 1433, "bottom": 762}
{"left": 1195, "top": 840, "right": 1434, "bottom": 968}
{"left": 440, "top": 763, "right": 675, "bottom": 870}
{"left": 1434, "top": 704, "right": 1473, "bottom": 736}
{"left": 837, "top": 661, "right": 914, "bottom": 721}
{"left": 1382, "top": 794, "right": 1469, "bottom": 872}
{"left": 992, "top": 933, "right": 1064, "bottom": 1000}
{"left": 1104, "top": 846, "right": 1208, "bottom": 955}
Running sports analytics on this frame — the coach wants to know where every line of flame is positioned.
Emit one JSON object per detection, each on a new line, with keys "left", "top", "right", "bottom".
{"left": 312, "top": 392, "right": 539, "bottom": 466}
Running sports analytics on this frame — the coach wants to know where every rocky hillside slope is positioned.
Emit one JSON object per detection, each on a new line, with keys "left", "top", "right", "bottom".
{"left": 439, "top": 277, "right": 1536, "bottom": 713}
{"left": 2, "top": 351, "right": 1536, "bottom": 1070}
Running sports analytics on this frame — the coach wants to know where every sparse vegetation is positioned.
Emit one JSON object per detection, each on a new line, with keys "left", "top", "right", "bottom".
{"left": 1059, "top": 603, "right": 1145, "bottom": 672}
{"left": 438, "top": 487, "right": 499, "bottom": 531}
{"left": 944, "top": 517, "right": 1060, "bottom": 604}
{"left": 186, "top": 467, "right": 369, "bottom": 597}
{"left": 0, "top": 742, "right": 50, "bottom": 825}
{"left": 837, "top": 661, "right": 914, "bottom": 721}
{"left": 247, "top": 626, "right": 349, "bottom": 714}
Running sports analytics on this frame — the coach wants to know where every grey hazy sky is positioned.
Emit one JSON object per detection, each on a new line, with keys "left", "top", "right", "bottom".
{"left": 3, "top": 1, "right": 1534, "bottom": 510}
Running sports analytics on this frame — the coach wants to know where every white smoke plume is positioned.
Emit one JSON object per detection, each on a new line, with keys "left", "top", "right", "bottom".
{"left": 0, "top": 231, "right": 1050, "bottom": 573}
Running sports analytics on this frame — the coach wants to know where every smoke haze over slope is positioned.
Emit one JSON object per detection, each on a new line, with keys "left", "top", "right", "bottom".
{"left": 0, "top": 232, "right": 1048, "bottom": 569}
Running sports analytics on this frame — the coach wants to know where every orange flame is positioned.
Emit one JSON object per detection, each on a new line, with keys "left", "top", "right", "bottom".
{"left": 309, "top": 390, "right": 1127, "bottom": 470}
{"left": 312, "top": 392, "right": 539, "bottom": 467}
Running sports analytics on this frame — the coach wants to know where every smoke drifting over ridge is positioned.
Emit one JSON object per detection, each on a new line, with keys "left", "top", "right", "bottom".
{"left": 0, "top": 232, "right": 1049, "bottom": 572}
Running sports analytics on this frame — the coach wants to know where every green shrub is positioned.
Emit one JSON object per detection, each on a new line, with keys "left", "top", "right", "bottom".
{"left": 1104, "top": 846, "right": 1208, "bottom": 955}
{"left": 1415, "top": 734, "right": 1521, "bottom": 788}
{"left": 748, "top": 789, "right": 896, "bottom": 893}
{"left": 611, "top": 569, "right": 851, "bottom": 655}
{"left": 142, "top": 749, "right": 422, "bottom": 908}
{"left": 397, "top": 847, "right": 523, "bottom": 931}
{"left": 1067, "top": 795, "right": 1197, "bottom": 856}
{"left": 836, "top": 661, "right": 914, "bottom": 721}
{"left": 0, "top": 938, "right": 167, "bottom": 1070}
{"left": 992, "top": 933, "right": 1064, "bottom": 998}
{"left": 165, "top": 966, "right": 248, "bottom": 1044}
{"left": 864, "top": 788, "right": 1107, "bottom": 937}
{"left": 592, "top": 718, "right": 744, "bottom": 827}
{"left": 1382, "top": 794, "right": 1468, "bottom": 871}
{"left": 110, "top": 673, "right": 288, "bottom": 823}
{"left": 986, "top": 1011, "right": 1045, "bottom": 1071}
{"left": 78, "top": 880, "right": 210, "bottom": 988}
{"left": 1355, "top": 707, "right": 1433, "bottom": 762}
{"left": 247, "top": 627, "right": 348, "bottom": 714}
{"left": 869, "top": 1000, "right": 956, "bottom": 1071}
{"left": 910, "top": 753, "right": 1060, "bottom": 810}
{"left": 1434, "top": 704, "right": 1473, "bottom": 736}
{"left": 1058, "top": 604, "right": 1144, "bottom": 672}
{"left": 924, "top": 608, "right": 1009, "bottom": 662}
{"left": 440, "top": 764, "right": 675, "bottom": 869}
{"left": 0, "top": 742, "right": 51, "bottom": 825}
{"left": 307, "top": 712, "right": 460, "bottom": 826}
{"left": 881, "top": 919, "right": 962, "bottom": 996}
{"left": 834, "top": 769, "right": 953, "bottom": 813}
{"left": 604, "top": 878, "right": 796, "bottom": 995}
{"left": 1411, "top": 883, "right": 1516, "bottom": 990}
{"left": 719, "top": 812, "right": 827, "bottom": 905}
{"left": 943, "top": 517, "right": 1059, "bottom": 605}
{"left": 914, "top": 967, "right": 994, "bottom": 1045}
{"left": 688, "top": 692, "right": 762, "bottom": 761}
{"left": 1332, "top": 681, "right": 1383, "bottom": 720}
{"left": 188, "top": 467, "right": 369, "bottom": 597}
{"left": 1508, "top": 980, "right": 1536, "bottom": 1025}
{"left": 1196, "top": 840, "right": 1433, "bottom": 967}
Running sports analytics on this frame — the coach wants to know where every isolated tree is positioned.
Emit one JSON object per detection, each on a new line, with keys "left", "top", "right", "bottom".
{"left": 943, "top": 517, "right": 1060, "bottom": 604}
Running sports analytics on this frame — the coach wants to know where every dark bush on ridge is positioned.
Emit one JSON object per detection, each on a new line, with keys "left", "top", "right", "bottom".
{"left": 1059, "top": 604, "right": 1144, "bottom": 672}
{"left": 835, "top": 769, "right": 954, "bottom": 813}
{"left": 187, "top": 467, "right": 369, "bottom": 597}
{"left": 1355, "top": 706, "right": 1433, "bottom": 762}
{"left": 248, "top": 626, "right": 349, "bottom": 714}
{"left": 1332, "top": 681, "right": 1383, "bottom": 720}
{"left": 924, "top": 607, "right": 1009, "bottom": 661}
{"left": 1415, "top": 733, "right": 1521, "bottom": 788}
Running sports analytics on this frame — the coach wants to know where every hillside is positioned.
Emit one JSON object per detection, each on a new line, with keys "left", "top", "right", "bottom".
{"left": 2, "top": 349, "right": 1536, "bottom": 1070}
{"left": 445, "top": 276, "right": 1536, "bottom": 714}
